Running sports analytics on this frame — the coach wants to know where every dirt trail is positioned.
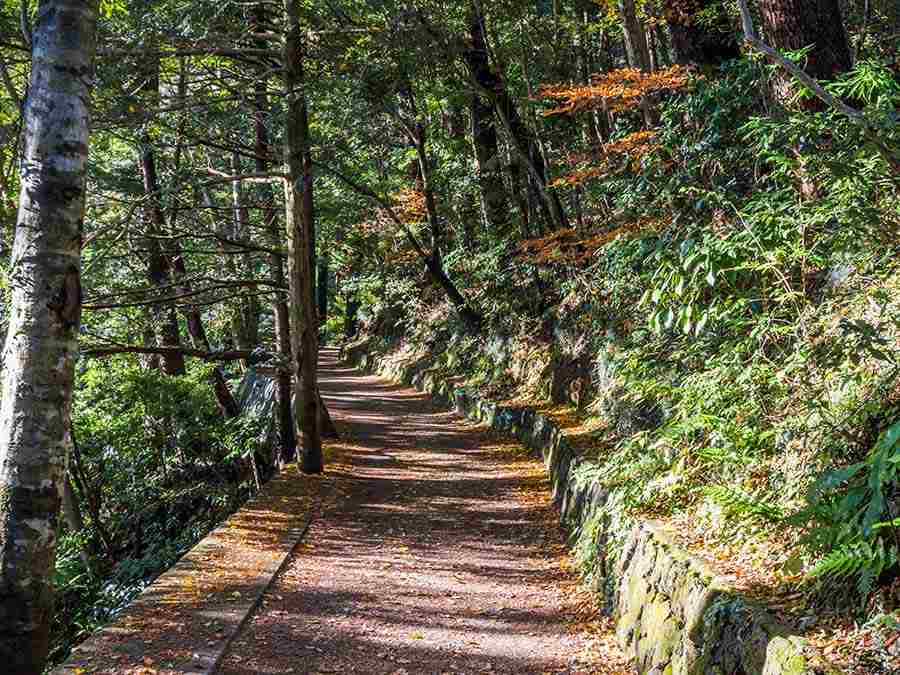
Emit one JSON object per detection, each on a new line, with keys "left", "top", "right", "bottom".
{"left": 219, "top": 349, "right": 630, "bottom": 675}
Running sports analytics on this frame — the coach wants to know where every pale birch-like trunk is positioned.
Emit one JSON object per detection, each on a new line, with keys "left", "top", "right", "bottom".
{"left": 0, "top": 1, "right": 99, "bottom": 671}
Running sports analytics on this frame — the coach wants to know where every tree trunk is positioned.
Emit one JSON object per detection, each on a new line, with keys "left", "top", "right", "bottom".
{"left": 665, "top": 0, "right": 741, "bottom": 67}
{"left": 463, "top": 7, "right": 509, "bottom": 235}
{"left": 619, "top": 0, "right": 652, "bottom": 71}
{"left": 139, "top": 137, "right": 187, "bottom": 376}
{"left": 0, "top": 1, "right": 99, "bottom": 670}
{"left": 507, "top": 146, "right": 532, "bottom": 234}
{"left": 172, "top": 268, "right": 241, "bottom": 418}
{"left": 142, "top": 318, "right": 161, "bottom": 371}
{"left": 344, "top": 292, "right": 360, "bottom": 339}
{"left": 464, "top": 2, "right": 567, "bottom": 232}
{"left": 758, "top": 0, "right": 852, "bottom": 101}
{"left": 144, "top": 141, "right": 238, "bottom": 416}
{"left": 400, "top": 83, "right": 443, "bottom": 265}
{"left": 283, "top": 1, "right": 322, "bottom": 474}
{"left": 230, "top": 152, "right": 262, "bottom": 354}
{"left": 423, "top": 255, "right": 482, "bottom": 329}
{"left": 69, "top": 422, "right": 113, "bottom": 557}
{"left": 413, "top": 121, "right": 442, "bottom": 264}
{"left": 319, "top": 395, "right": 338, "bottom": 438}
{"left": 252, "top": 4, "right": 296, "bottom": 465}
{"left": 136, "top": 48, "right": 186, "bottom": 377}
{"left": 61, "top": 475, "right": 95, "bottom": 574}
{"left": 317, "top": 251, "right": 328, "bottom": 324}
{"left": 618, "top": 0, "right": 657, "bottom": 126}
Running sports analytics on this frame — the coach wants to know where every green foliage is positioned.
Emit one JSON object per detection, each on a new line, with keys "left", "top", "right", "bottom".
{"left": 361, "top": 50, "right": 899, "bottom": 611}
{"left": 704, "top": 484, "right": 784, "bottom": 523}
{"left": 809, "top": 539, "right": 897, "bottom": 599}
{"left": 48, "top": 358, "right": 254, "bottom": 664}
{"left": 799, "top": 420, "right": 900, "bottom": 598}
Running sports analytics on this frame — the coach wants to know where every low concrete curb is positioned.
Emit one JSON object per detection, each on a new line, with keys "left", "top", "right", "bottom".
{"left": 343, "top": 342, "right": 841, "bottom": 675}
{"left": 53, "top": 469, "right": 326, "bottom": 675}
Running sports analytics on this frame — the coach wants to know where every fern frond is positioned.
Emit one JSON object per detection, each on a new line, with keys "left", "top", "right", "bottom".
{"left": 809, "top": 539, "right": 898, "bottom": 597}
{"left": 704, "top": 484, "right": 783, "bottom": 523}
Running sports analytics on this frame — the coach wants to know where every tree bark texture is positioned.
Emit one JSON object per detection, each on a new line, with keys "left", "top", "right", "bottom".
{"left": 618, "top": 0, "right": 658, "bottom": 126}
{"left": 317, "top": 251, "right": 328, "bottom": 324}
{"left": 664, "top": 0, "right": 741, "bottom": 66}
{"left": 619, "top": 0, "right": 652, "bottom": 72}
{"left": 758, "top": 0, "right": 852, "bottom": 101}
{"left": 0, "top": 1, "right": 99, "bottom": 671}
{"left": 463, "top": 7, "right": 510, "bottom": 235}
{"left": 464, "top": 2, "right": 567, "bottom": 232}
{"left": 139, "top": 138, "right": 187, "bottom": 376}
{"left": 283, "top": 1, "right": 322, "bottom": 474}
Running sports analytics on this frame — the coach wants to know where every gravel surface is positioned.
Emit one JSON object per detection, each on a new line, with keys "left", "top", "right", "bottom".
{"left": 218, "top": 349, "right": 630, "bottom": 675}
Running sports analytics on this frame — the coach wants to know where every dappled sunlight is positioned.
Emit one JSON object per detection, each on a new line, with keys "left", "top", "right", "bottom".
{"left": 217, "top": 349, "right": 630, "bottom": 674}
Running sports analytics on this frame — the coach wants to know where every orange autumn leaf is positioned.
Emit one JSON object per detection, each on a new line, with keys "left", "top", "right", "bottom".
{"left": 539, "top": 65, "right": 692, "bottom": 116}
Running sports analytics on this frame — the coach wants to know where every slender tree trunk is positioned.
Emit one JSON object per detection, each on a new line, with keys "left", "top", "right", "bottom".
{"left": 653, "top": 23, "right": 672, "bottom": 67}
{"left": 136, "top": 50, "right": 185, "bottom": 376}
{"left": 507, "top": 146, "right": 532, "bottom": 234}
{"left": 140, "top": 137, "right": 186, "bottom": 376}
{"left": 664, "top": 0, "right": 741, "bottom": 67}
{"left": 252, "top": 6, "right": 296, "bottom": 464}
{"left": 617, "top": 0, "right": 658, "bottom": 127}
{"left": 413, "top": 121, "right": 441, "bottom": 264}
{"left": 170, "top": 256, "right": 241, "bottom": 418}
{"left": 463, "top": 7, "right": 509, "bottom": 235}
{"left": 618, "top": 0, "right": 651, "bottom": 71}
{"left": 142, "top": 318, "right": 161, "bottom": 371}
{"left": 68, "top": 422, "right": 112, "bottom": 556}
{"left": 283, "top": 1, "right": 322, "bottom": 474}
{"left": 317, "top": 251, "right": 328, "bottom": 324}
{"left": 344, "top": 292, "right": 360, "bottom": 339}
{"left": 757, "top": 0, "right": 852, "bottom": 102}
{"left": 230, "top": 153, "right": 261, "bottom": 354}
{"left": 0, "top": 1, "right": 99, "bottom": 670}
{"left": 61, "top": 475, "right": 95, "bottom": 574}
{"left": 259, "top": 156, "right": 297, "bottom": 463}
{"left": 143, "top": 139, "right": 238, "bottom": 416}
{"left": 398, "top": 82, "right": 443, "bottom": 265}
{"left": 464, "top": 2, "right": 567, "bottom": 231}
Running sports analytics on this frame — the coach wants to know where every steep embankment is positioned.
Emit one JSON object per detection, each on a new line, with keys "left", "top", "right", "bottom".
{"left": 343, "top": 339, "right": 853, "bottom": 674}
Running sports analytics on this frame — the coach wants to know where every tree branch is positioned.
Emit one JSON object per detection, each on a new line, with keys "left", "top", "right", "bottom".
{"left": 737, "top": 0, "right": 899, "bottom": 175}
{"left": 81, "top": 345, "right": 258, "bottom": 362}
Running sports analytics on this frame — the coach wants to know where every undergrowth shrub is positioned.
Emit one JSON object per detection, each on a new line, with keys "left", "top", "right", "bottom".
{"left": 350, "top": 55, "right": 900, "bottom": 608}
{"left": 50, "top": 357, "right": 255, "bottom": 664}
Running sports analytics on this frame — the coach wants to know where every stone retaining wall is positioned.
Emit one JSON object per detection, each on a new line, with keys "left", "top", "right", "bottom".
{"left": 343, "top": 341, "right": 840, "bottom": 675}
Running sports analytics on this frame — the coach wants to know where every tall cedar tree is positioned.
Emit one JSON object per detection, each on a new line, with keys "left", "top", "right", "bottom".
{"left": 283, "top": 0, "right": 323, "bottom": 473}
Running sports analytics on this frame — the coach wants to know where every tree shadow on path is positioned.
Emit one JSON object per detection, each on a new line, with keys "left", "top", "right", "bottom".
{"left": 219, "top": 349, "right": 627, "bottom": 675}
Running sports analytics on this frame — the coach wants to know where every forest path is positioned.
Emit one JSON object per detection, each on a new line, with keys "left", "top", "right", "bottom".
{"left": 219, "top": 349, "right": 629, "bottom": 675}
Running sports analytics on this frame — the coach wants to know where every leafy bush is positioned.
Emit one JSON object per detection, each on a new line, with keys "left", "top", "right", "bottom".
{"left": 50, "top": 357, "right": 255, "bottom": 664}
